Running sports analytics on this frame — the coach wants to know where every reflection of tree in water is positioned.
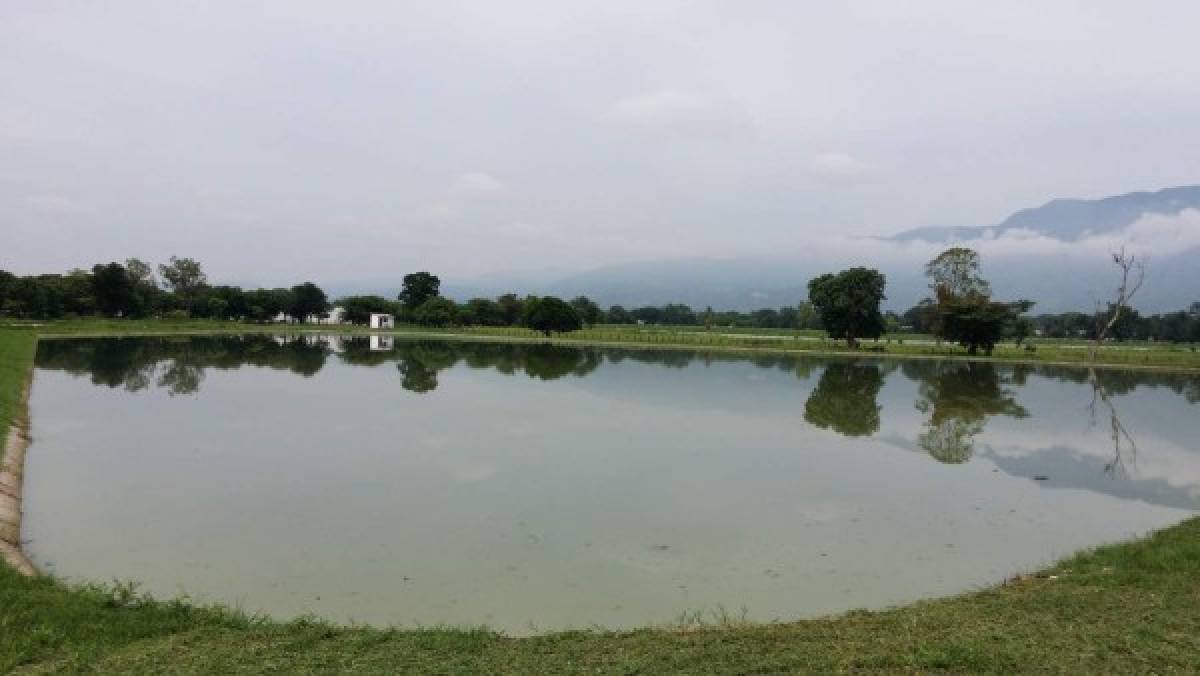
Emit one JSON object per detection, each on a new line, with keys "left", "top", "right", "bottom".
{"left": 156, "top": 360, "right": 204, "bottom": 396}
{"left": 1018, "top": 364, "right": 1200, "bottom": 403}
{"left": 34, "top": 335, "right": 330, "bottom": 396}
{"left": 803, "top": 361, "right": 885, "bottom": 437}
{"left": 1088, "top": 368, "right": 1139, "bottom": 477}
{"left": 910, "top": 361, "right": 1028, "bottom": 464}
{"left": 395, "top": 342, "right": 458, "bottom": 394}
{"left": 385, "top": 341, "right": 603, "bottom": 393}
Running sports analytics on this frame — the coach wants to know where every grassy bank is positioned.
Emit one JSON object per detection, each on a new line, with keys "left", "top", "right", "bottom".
{"left": 8, "top": 318, "right": 1200, "bottom": 370}
{"left": 0, "top": 330, "right": 35, "bottom": 442}
{"left": 2, "top": 325, "right": 1199, "bottom": 671}
{"left": 2, "top": 517, "right": 1197, "bottom": 672}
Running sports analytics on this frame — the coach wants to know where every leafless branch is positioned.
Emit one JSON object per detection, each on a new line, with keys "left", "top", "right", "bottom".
{"left": 1089, "top": 246, "right": 1145, "bottom": 362}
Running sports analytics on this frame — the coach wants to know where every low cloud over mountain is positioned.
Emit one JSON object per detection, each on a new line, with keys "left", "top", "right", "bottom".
{"left": 441, "top": 186, "right": 1200, "bottom": 313}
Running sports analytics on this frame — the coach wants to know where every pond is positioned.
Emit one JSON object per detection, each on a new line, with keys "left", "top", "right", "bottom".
{"left": 23, "top": 335, "right": 1200, "bottom": 633}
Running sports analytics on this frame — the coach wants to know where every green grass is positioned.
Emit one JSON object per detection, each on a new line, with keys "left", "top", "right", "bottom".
{"left": 0, "top": 330, "right": 35, "bottom": 438}
{"left": 2, "top": 324, "right": 1199, "bottom": 672}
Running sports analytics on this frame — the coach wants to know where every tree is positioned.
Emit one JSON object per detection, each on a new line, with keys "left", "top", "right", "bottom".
{"left": 936, "top": 298, "right": 1019, "bottom": 355}
{"left": 923, "top": 248, "right": 1030, "bottom": 354}
{"left": 412, "top": 296, "right": 460, "bottom": 327}
{"left": 807, "top": 267, "right": 887, "bottom": 348}
{"left": 524, "top": 296, "right": 582, "bottom": 336}
{"left": 606, "top": 305, "right": 630, "bottom": 325}
{"left": 125, "top": 258, "right": 155, "bottom": 287}
{"left": 925, "top": 247, "right": 990, "bottom": 302}
{"left": 157, "top": 257, "right": 207, "bottom": 297}
{"left": 245, "top": 288, "right": 293, "bottom": 321}
{"left": 339, "top": 295, "right": 398, "bottom": 325}
{"left": 0, "top": 270, "right": 14, "bottom": 316}
{"left": 1010, "top": 316, "right": 1033, "bottom": 346}
{"left": 795, "top": 301, "right": 819, "bottom": 330}
{"left": 1090, "top": 247, "right": 1145, "bottom": 361}
{"left": 463, "top": 298, "right": 505, "bottom": 326}
{"left": 91, "top": 262, "right": 136, "bottom": 317}
{"left": 289, "top": 282, "right": 329, "bottom": 323}
{"left": 399, "top": 272, "right": 440, "bottom": 310}
{"left": 569, "top": 296, "right": 603, "bottom": 326}
{"left": 751, "top": 308, "right": 781, "bottom": 328}
{"left": 496, "top": 293, "right": 525, "bottom": 326}
{"left": 661, "top": 304, "right": 697, "bottom": 325}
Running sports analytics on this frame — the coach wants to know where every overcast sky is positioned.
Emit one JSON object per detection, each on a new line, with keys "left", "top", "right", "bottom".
{"left": 4, "top": 1, "right": 1199, "bottom": 287}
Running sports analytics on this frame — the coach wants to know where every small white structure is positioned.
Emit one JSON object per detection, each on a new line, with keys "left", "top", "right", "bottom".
{"left": 369, "top": 313, "right": 395, "bottom": 329}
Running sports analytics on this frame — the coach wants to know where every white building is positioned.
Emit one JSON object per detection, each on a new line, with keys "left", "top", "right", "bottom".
{"left": 369, "top": 335, "right": 395, "bottom": 351}
{"left": 307, "top": 306, "right": 345, "bottom": 325}
{"left": 271, "top": 306, "right": 346, "bottom": 325}
{"left": 369, "top": 313, "right": 395, "bottom": 329}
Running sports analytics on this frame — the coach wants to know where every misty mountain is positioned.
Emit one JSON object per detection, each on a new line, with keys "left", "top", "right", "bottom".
{"left": 431, "top": 185, "right": 1200, "bottom": 314}
{"left": 891, "top": 185, "right": 1200, "bottom": 242}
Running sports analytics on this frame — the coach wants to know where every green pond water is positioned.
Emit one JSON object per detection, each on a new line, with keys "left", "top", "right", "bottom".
{"left": 23, "top": 335, "right": 1200, "bottom": 633}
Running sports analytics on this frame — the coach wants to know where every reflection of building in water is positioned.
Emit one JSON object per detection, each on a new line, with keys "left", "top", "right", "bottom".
{"left": 370, "top": 335, "right": 394, "bottom": 351}
{"left": 369, "top": 313, "right": 395, "bottom": 329}
{"left": 309, "top": 335, "right": 348, "bottom": 353}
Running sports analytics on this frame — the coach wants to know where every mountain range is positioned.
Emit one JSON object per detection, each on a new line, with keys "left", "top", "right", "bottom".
{"left": 423, "top": 185, "right": 1200, "bottom": 314}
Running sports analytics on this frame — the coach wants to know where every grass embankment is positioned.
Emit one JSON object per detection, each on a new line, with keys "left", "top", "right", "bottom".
{"left": 10, "top": 317, "right": 1200, "bottom": 370}
{"left": 2, "top": 324, "right": 1199, "bottom": 671}
{"left": 0, "top": 330, "right": 35, "bottom": 438}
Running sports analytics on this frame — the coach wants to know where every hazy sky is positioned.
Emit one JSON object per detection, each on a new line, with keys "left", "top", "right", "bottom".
{"left": 4, "top": 1, "right": 1199, "bottom": 287}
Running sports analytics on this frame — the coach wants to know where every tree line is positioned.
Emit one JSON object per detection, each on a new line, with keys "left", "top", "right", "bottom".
{"left": 4, "top": 249, "right": 1198, "bottom": 346}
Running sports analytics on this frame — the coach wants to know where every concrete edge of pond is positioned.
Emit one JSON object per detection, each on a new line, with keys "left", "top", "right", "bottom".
{"left": 0, "top": 370, "right": 35, "bottom": 577}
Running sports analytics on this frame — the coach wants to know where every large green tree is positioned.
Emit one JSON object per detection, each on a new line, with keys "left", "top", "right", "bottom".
{"left": 807, "top": 267, "right": 887, "bottom": 348}
{"left": 91, "top": 262, "right": 137, "bottom": 317}
{"left": 289, "top": 282, "right": 329, "bottom": 322}
{"left": 399, "top": 272, "right": 440, "bottom": 310}
{"left": 924, "top": 248, "right": 1031, "bottom": 355}
{"left": 524, "top": 296, "right": 582, "bottom": 336}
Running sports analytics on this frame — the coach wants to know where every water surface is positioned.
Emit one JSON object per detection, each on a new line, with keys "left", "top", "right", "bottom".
{"left": 24, "top": 335, "right": 1200, "bottom": 633}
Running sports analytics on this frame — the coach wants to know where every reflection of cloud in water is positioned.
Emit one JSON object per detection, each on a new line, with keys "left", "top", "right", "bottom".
{"left": 982, "top": 425, "right": 1200, "bottom": 494}
{"left": 875, "top": 429, "right": 1200, "bottom": 512}
{"left": 981, "top": 445, "right": 1199, "bottom": 511}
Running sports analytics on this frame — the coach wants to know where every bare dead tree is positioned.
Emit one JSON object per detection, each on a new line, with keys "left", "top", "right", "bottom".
{"left": 1087, "top": 368, "right": 1138, "bottom": 477}
{"left": 1089, "top": 247, "right": 1145, "bottom": 362}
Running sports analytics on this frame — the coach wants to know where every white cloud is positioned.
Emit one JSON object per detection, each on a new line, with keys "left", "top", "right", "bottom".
{"left": 606, "top": 89, "right": 754, "bottom": 139}
{"left": 808, "top": 152, "right": 873, "bottom": 182}
{"left": 452, "top": 171, "right": 506, "bottom": 196}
